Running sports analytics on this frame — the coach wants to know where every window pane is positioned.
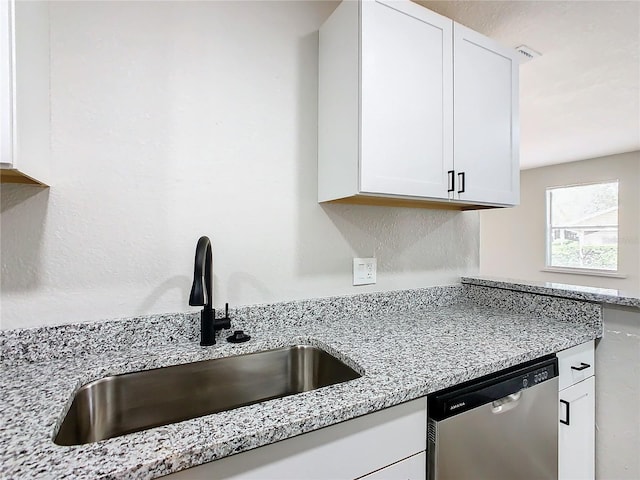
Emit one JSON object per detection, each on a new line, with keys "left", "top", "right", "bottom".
{"left": 550, "top": 228, "right": 618, "bottom": 270}
{"left": 550, "top": 182, "right": 618, "bottom": 227}
{"left": 547, "top": 181, "right": 619, "bottom": 271}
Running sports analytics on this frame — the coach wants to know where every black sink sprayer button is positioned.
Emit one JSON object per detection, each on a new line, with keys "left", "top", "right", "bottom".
{"left": 227, "top": 330, "right": 251, "bottom": 343}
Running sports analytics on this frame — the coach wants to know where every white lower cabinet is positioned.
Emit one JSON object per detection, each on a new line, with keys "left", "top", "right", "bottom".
{"left": 164, "top": 397, "right": 427, "bottom": 479}
{"left": 559, "top": 376, "right": 595, "bottom": 480}
{"left": 360, "top": 451, "right": 426, "bottom": 480}
{"left": 557, "top": 341, "right": 595, "bottom": 480}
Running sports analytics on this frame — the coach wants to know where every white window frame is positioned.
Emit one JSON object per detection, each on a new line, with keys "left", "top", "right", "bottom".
{"left": 545, "top": 180, "right": 620, "bottom": 276}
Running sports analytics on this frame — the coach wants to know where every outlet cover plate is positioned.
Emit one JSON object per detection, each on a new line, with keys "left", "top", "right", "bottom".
{"left": 353, "top": 258, "right": 376, "bottom": 286}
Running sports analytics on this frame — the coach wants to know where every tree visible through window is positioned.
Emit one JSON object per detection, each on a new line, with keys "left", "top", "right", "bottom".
{"left": 546, "top": 181, "right": 619, "bottom": 271}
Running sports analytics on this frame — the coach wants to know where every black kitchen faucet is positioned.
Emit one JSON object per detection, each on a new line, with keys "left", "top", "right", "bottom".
{"left": 189, "top": 236, "right": 230, "bottom": 345}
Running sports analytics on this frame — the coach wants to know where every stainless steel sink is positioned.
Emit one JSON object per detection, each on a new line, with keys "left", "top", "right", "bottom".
{"left": 54, "top": 345, "right": 362, "bottom": 446}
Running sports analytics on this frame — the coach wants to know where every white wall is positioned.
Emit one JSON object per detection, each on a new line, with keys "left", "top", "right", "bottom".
{"left": 0, "top": 1, "right": 479, "bottom": 329}
{"left": 480, "top": 151, "right": 640, "bottom": 292}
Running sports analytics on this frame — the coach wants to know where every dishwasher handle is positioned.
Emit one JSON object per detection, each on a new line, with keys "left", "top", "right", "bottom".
{"left": 491, "top": 390, "right": 522, "bottom": 414}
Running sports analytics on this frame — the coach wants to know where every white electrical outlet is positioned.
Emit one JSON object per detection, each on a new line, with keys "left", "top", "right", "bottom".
{"left": 353, "top": 258, "right": 376, "bottom": 286}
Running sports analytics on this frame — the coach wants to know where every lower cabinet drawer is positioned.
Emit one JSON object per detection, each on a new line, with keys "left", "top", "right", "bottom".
{"left": 557, "top": 341, "right": 595, "bottom": 390}
{"left": 360, "top": 451, "right": 426, "bottom": 480}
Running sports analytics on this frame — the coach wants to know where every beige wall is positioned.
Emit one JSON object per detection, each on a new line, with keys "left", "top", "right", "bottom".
{"left": 596, "top": 305, "right": 640, "bottom": 480}
{"left": 480, "top": 152, "right": 640, "bottom": 479}
{"left": 480, "top": 151, "right": 640, "bottom": 292}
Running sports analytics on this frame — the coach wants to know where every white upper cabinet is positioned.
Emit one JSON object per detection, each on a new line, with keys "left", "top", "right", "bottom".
{"left": 360, "top": 0, "right": 452, "bottom": 199}
{"left": 453, "top": 23, "right": 519, "bottom": 206}
{"left": 0, "top": 0, "right": 13, "bottom": 172}
{"left": 318, "top": 0, "right": 520, "bottom": 209}
{"left": 0, "top": 0, "right": 50, "bottom": 186}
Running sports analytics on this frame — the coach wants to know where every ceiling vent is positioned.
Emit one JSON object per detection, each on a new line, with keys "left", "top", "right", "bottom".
{"left": 515, "top": 45, "right": 542, "bottom": 64}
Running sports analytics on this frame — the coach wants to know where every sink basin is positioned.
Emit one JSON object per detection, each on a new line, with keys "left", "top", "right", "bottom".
{"left": 54, "top": 345, "right": 362, "bottom": 446}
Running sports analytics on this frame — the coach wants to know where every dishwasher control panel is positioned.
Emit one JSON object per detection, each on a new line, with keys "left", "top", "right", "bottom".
{"left": 523, "top": 363, "right": 555, "bottom": 388}
{"left": 428, "top": 356, "right": 558, "bottom": 420}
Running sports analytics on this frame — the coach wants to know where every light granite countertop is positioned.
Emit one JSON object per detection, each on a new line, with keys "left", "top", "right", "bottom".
{"left": 0, "top": 285, "right": 602, "bottom": 479}
{"left": 462, "top": 275, "right": 640, "bottom": 309}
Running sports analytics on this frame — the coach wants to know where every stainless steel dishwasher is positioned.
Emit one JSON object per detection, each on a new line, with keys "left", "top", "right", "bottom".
{"left": 427, "top": 356, "right": 558, "bottom": 480}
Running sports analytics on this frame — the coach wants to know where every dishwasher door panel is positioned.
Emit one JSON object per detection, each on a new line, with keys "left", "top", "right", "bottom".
{"left": 429, "top": 377, "right": 558, "bottom": 480}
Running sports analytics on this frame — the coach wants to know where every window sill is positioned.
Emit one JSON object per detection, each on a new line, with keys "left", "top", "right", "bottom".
{"left": 541, "top": 267, "right": 627, "bottom": 279}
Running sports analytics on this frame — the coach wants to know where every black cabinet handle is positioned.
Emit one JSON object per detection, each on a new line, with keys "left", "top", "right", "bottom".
{"left": 447, "top": 170, "right": 455, "bottom": 193}
{"left": 571, "top": 362, "right": 591, "bottom": 371}
{"left": 560, "top": 399, "right": 570, "bottom": 425}
{"left": 457, "top": 172, "right": 465, "bottom": 194}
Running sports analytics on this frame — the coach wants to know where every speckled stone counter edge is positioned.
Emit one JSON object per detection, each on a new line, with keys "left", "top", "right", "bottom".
{"left": 1, "top": 285, "right": 465, "bottom": 362}
{"left": 462, "top": 276, "right": 640, "bottom": 309}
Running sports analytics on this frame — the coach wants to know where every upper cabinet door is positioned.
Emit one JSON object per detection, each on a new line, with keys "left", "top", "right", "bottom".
{"left": 0, "top": 0, "right": 13, "bottom": 168}
{"left": 360, "top": 0, "right": 453, "bottom": 199}
{"left": 0, "top": 0, "right": 50, "bottom": 186}
{"left": 453, "top": 23, "right": 519, "bottom": 205}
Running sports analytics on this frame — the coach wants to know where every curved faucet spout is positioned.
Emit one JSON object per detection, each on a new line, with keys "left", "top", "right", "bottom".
{"left": 189, "top": 236, "right": 213, "bottom": 310}
{"left": 188, "top": 236, "right": 230, "bottom": 346}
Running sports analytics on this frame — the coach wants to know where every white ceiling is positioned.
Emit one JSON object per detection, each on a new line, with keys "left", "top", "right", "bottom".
{"left": 418, "top": 0, "right": 640, "bottom": 170}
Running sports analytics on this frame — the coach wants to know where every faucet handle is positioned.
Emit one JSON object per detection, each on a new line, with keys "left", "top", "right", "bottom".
{"left": 213, "top": 303, "right": 231, "bottom": 330}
